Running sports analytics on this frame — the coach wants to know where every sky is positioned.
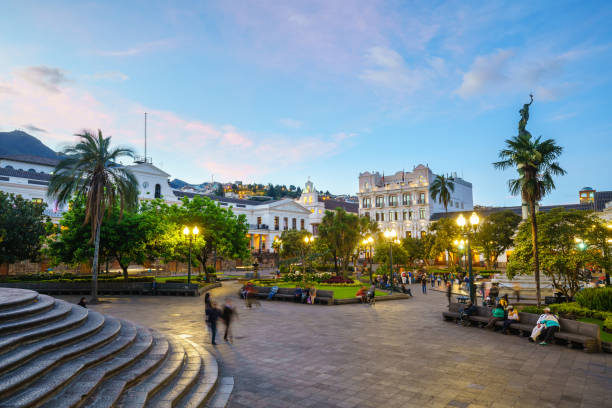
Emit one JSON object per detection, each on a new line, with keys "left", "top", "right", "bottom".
{"left": 0, "top": 0, "right": 611, "bottom": 206}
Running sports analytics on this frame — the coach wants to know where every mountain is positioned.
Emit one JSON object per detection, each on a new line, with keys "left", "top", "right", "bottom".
{"left": 0, "top": 130, "right": 58, "bottom": 158}
{"left": 169, "top": 178, "right": 191, "bottom": 189}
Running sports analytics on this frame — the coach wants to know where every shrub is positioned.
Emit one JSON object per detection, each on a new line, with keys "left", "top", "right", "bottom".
{"left": 323, "top": 276, "right": 354, "bottom": 284}
{"left": 604, "top": 317, "right": 612, "bottom": 333}
{"left": 575, "top": 287, "right": 612, "bottom": 313}
{"left": 520, "top": 306, "right": 544, "bottom": 314}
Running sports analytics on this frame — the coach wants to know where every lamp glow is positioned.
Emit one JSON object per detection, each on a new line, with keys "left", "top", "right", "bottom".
{"left": 193, "top": 226, "right": 199, "bottom": 235}
{"left": 182, "top": 226, "right": 189, "bottom": 235}
{"left": 456, "top": 214, "right": 466, "bottom": 227}
{"left": 470, "top": 212, "right": 479, "bottom": 226}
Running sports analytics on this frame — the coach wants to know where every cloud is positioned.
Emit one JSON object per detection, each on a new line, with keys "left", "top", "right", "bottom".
{"left": 22, "top": 124, "right": 47, "bottom": 132}
{"left": 359, "top": 46, "right": 446, "bottom": 93}
{"left": 94, "top": 39, "right": 174, "bottom": 57}
{"left": 87, "top": 71, "right": 129, "bottom": 82}
{"left": 17, "top": 66, "right": 69, "bottom": 93}
{"left": 549, "top": 112, "right": 577, "bottom": 121}
{"left": 279, "top": 118, "right": 303, "bottom": 129}
{"left": 455, "top": 49, "right": 514, "bottom": 98}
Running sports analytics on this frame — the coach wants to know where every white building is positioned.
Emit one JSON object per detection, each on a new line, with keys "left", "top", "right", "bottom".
{"left": 357, "top": 165, "right": 474, "bottom": 238}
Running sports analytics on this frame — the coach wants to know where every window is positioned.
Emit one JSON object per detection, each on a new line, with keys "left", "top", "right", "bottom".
{"left": 154, "top": 184, "right": 161, "bottom": 199}
{"left": 304, "top": 198, "right": 307, "bottom": 204}
{"left": 380, "top": 213, "right": 384, "bottom": 221}
{"left": 388, "top": 195, "right": 397, "bottom": 206}
{"left": 419, "top": 192, "right": 425, "bottom": 204}
{"left": 311, "top": 208, "right": 315, "bottom": 213}
{"left": 362, "top": 197, "right": 371, "bottom": 208}
{"left": 402, "top": 193, "right": 410, "bottom": 206}
{"left": 375, "top": 196, "right": 384, "bottom": 208}
{"left": 309, "top": 196, "right": 313, "bottom": 204}
{"left": 283, "top": 217, "right": 288, "bottom": 230}
{"left": 274, "top": 216, "right": 279, "bottom": 230}
{"left": 421, "top": 231, "right": 426, "bottom": 238}
{"left": 461, "top": 202, "right": 464, "bottom": 209}
{"left": 375, "top": 213, "right": 380, "bottom": 221}
{"left": 409, "top": 211, "right": 413, "bottom": 220}
{"left": 419, "top": 208, "right": 426, "bottom": 219}
{"left": 402, "top": 211, "right": 407, "bottom": 220}
{"left": 365, "top": 212, "right": 370, "bottom": 219}
{"left": 300, "top": 219, "right": 305, "bottom": 230}
{"left": 389, "top": 211, "right": 393, "bottom": 221}
{"left": 292, "top": 218, "right": 297, "bottom": 230}
{"left": 394, "top": 211, "right": 399, "bottom": 221}
{"left": 257, "top": 216, "right": 262, "bottom": 226}
{"left": 32, "top": 198, "right": 44, "bottom": 204}
{"left": 406, "top": 231, "right": 412, "bottom": 238}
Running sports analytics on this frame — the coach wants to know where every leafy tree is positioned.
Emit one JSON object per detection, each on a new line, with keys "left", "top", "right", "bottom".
{"left": 0, "top": 192, "right": 50, "bottom": 265}
{"left": 429, "top": 175, "right": 455, "bottom": 213}
{"left": 373, "top": 240, "right": 408, "bottom": 270}
{"left": 48, "top": 130, "right": 138, "bottom": 300}
{"left": 590, "top": 221, "right": 612, "bottom": 286}
{"left": 508, "top": 208, "right": 605, "bottom": 298}
{"left": 169, "top": 196, "right": 249, "bottom": 280}
{"left": 472, "top": 210, "right": 521, "bottom": 269}
{"left": 428, "top": 218, "right": 461, "bottom": 266}
{"left": 318, "top": 208, "right": 360, "bottom": 275}
{"left": 401, "top": 237, "right": 426, "bottom": 267}
{"left": 277, "top": 229, "right": 313, "bottom": 272}
{"left": 493, "top": 95, "right": 566, "bottom": 305}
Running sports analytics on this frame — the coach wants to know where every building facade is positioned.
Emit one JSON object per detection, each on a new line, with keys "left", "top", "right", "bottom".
{"left": 357, "top": 165, "right": 473, "bottom": 238}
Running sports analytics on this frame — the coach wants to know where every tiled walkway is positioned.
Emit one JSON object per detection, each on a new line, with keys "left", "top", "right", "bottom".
{"left": 63, "top": 282, "right": 612, "bottom": 408}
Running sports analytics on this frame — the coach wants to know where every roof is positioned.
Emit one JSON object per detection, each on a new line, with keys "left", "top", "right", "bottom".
{"left": 0, "top": 154, "right": 59, "bottom": 167}
{"left": 0, "top": 167, "right": 51, "bottom": 181}
{"left": 320, "top": 197, "right": 359, "bottom": 213}
{"left": 594, "top": 191, "right": 612, "bottom": 212}
{"left": 430, "top": 203, "right": 593, "bottom": 221}
{"left": 172, "top": 190, "right": 276, "bottom": 206}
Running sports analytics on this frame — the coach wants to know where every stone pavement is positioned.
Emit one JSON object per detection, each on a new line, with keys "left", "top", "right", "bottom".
{"left": 60, "top": 282, "right": 612, "bottom": 408}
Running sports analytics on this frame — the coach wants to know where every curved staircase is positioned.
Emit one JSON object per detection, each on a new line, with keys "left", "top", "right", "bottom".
{"left": 0, "top": 288, "right": 223, "bottom": 408}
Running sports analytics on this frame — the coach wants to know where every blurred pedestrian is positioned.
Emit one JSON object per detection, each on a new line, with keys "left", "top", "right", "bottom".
{"left": 77, "top": 297, "right": 87, "bottom": 308}
{"left": 221, "top": 298, "right": 237, "bottom": 343}
{"left": 446, "top": 281, "right": 452, "bottom": 306}
{"left": 205, "top": 301, "right": 221, "bottom": 345}
{"left": 421, "top": 275, "right": 427, "bottom": 294}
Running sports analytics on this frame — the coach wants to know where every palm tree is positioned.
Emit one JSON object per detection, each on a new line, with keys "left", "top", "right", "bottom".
{"left": 48, "top": 130, "right": 139, "bottom": 301}
{"left": 429, "top": 174, "right": 455, "bottom": 213}
{"left": 493, "top": 95, "right": 566, "bottom": 306}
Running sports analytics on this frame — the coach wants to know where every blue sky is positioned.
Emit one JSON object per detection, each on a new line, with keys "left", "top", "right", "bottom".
{"left": 0, "top": 1, "right": 610, "bottom": 206}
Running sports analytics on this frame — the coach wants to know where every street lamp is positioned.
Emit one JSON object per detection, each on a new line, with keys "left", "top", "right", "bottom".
{"left": 456, "top": 212, "right": 479, "bottom": 304}
{"left": 183, "top": 226, "right": 199, "bottom": 284}
{"left": 303, "top": 235, "right": 315, "bottom": 273}
{"left": 383, "top": 229, "right": 398, "bottom": 293}
{"left": 362, "top": 236, "right": 374, "bottom": 283}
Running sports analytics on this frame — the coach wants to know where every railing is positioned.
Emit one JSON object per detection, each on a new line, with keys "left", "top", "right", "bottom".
{"left": 248, "top": 224, "right": 269, "bottom": 230}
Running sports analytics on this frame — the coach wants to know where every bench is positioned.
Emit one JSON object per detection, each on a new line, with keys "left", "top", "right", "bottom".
{"left": 442, "top": 303, "right": 601, "bottom": 352}
{"left": 250, "top": 286, "right": 334, "bottom": 305}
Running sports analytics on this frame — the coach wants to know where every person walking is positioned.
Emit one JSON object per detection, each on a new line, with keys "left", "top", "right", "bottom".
{"left": 421, "top": 275, "right": 427, "bottom": 294}
{"left": 309, "top": 285, "right": 317, "bottom": 305}
{"left": 431, "top": 273, "right": 435, "bottom": 288}
{"left": 446, "top": 281, "right": 452, "bottom": 307}
{"left": 205, "top": 301, "right": 221, "bottom": 345}
{"left": 221, "top": 298, "right": 237, "bottom": 343}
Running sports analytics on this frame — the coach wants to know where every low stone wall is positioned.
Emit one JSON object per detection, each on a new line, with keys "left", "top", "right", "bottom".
{"left": 334, "top": 293, "right": 411, "bottom": 305}
{"left": 0, "top": 281, "right": 205, "bottom": 296}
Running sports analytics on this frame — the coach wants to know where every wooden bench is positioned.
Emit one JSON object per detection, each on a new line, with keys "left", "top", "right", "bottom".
{"left": 252, "top": 286, "right": 334, "bottom": 305}
{"left": 442, "top": 303, "right": 602, "bottom": 352}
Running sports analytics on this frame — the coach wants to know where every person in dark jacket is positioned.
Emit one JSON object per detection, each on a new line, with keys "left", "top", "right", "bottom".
{"left": 446, "top": 281, "right": 452, "bottom": 307}
{"left": 77, "top": 297, "right": 87, "bottom": 308}
{"left": 221, "top": 298, "right": 237, "bottom": 343}
{"left": 205, "top": 302, "right": 221, "bottom": 345}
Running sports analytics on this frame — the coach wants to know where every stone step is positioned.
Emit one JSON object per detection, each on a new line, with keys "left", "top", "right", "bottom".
{"left": 205, "top": 377, "right": 233, "bottom": 408}
{"left": 0, "top": 302, "right": 89, "bottom": 355}
{"left": 148, "top": 338, "right": 202, "bottom": 408}
{"left": 0, "top": 315, "right": 121, "bottom": 405}
{"left": 0, "top": 294, "right": 55, "bottom": 322}
{"left": 40, "top": 323, "right": 152, "bottom": 408}
{"left": 0, "top": 299, "right": 71, "bottom": 335}
{"left": 0, "top": 306, "right": 102, "bottom": 376}
{"left": 0, "top": 288, "right": 38, "bottom": 311}
{"left": 116, "top": 337, "right": 186, "bottom": 408}
{"left": 83, "top": 332, "right": 170, "bottom": 408}
{"left": 176, "top": 339, "right": 219, "bottom": 408}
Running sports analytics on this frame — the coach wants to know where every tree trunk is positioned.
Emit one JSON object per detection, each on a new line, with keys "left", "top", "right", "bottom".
{"left": 121, "top": 264, "right": 129, "bottom": 280}
{"left": 91, "top": 220, "right": 101, "bottom": 301}
{"left": 529, "top": 203, "right": 541, "bottom": 306}
{"left": 333, "top": 251, "right": 339, "bottom": 276}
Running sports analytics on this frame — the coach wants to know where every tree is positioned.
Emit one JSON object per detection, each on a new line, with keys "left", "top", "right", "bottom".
{"left": 590, "top": 221, "right": 612, "bottom": 286}
{"left": 318, "top": 208, "right": 360, "bottom": 276}
{"left": 472, "top": 210, "right": 521, "bottom": 269}
{"left": 48, "top": 130, "right": 138, "bottom": 300}
{"left": 508, "top": 208, "right": 605, "bottom": 299}
{"left": 428, "top": 218, "right": 461, "bottom": 266}
{"left": 277, "top": 229, "right": 313, "bottom": 272}
{"left": 493, "top": 95, "right": 566, "bottom": 306}
{"left": 169, "top": 196, "right": 249, "bottom": 280}
{"left": 373, "top": 240, "right": 408, "bottom": 269}
{"left": 429, "top": 175, "right": 455, "bottom": 213}
{"left": 401, "top": 237, "right": 426, "bottom": 267}
{"left": 0, "top": 192, "right": 50, "bottom": 266}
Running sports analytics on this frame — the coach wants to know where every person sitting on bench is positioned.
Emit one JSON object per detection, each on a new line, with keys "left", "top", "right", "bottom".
{"left": 294, "top": 286, "right": 303, "bottom": 303}
{"left": 458, "top": 300, "right": 477, "bottom": 324}
{"left": 502, "top": 305, "right": 519, "bottom": 334}
{"left": 355, "top": 287, "right": 367, "bottom": 303}
{"left": 485, "top": 303, "right": 505, "bottom": 329}
{"left": 366, "top": 284, "right": 376, "bottom": 303}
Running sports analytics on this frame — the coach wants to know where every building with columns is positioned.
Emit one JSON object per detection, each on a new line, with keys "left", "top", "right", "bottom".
{"left": 357, "top": 165, "right": 474, "bottom": 238}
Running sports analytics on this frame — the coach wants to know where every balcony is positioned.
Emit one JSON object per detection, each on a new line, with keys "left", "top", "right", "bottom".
{"left": 249, "top": 224, "right": 269, "bottom": 230}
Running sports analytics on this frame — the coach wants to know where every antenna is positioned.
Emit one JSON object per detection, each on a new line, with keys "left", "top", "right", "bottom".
{"left": 144, "top": 112, "right": 147, "bottom": 159}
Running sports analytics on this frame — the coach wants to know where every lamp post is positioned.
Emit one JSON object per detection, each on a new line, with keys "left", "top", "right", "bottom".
{"left": 383, "top": 229, "right": 398, "bottom": 293}
{"left": 183, "top": 226, "right": 199, "bottom": 285}
{"left": 362, "top": 236, "right": 374, "bottom": 283}
{"left": 303, "top": 235, "right": 315, "bottom": 273}
{"left": 456, "top": 212, "right": 479, "bottom": 304}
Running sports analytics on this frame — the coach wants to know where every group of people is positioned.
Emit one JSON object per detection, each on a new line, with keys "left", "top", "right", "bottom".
{"left": 204, "top": 292, "right": 237, "bottom": 345}
{"left": 293, "top": 285, "right": 317, "bottom": 304}
{"left": 355, "top": 284, "right": 377, "bottom": 303}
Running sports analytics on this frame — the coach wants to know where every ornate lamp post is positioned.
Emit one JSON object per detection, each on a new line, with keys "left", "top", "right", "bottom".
{"left": 456, "top": 212, "right": 479, "bottom": 304}
{"left": 362, "top": 236, "right": 374, "bottom": 283}
{"left": 183, "top": 226, "right": 199, "bottom": 285}
{"left": 303, "top": 235, "right": 315, "bottom": 273}
{"left": 383, "top": 229, "right": 399, "bottom": 293}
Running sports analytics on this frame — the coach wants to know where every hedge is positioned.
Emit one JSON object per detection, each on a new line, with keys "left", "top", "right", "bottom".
{"left": 575, "top": 287, "right": 612, "bottom": 313}
{"left": 521, "top": 302, "right": 612, "bottom": 322}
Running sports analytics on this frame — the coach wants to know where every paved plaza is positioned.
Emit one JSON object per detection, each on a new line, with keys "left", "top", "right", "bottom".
{"left": 62, "top": 283, "right": 612, "bottom": 408}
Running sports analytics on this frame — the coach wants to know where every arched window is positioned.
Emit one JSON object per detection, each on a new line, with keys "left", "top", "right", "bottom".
{"left": 154, "top": 184, "right": 161, "bottom": 198}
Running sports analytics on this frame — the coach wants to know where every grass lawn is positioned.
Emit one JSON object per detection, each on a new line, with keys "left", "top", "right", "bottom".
{"left": 577, "top": 317, "right": 612, "bottom": 343}
{"left": 259, "top": 282, "right": 388, "bottom": 300}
